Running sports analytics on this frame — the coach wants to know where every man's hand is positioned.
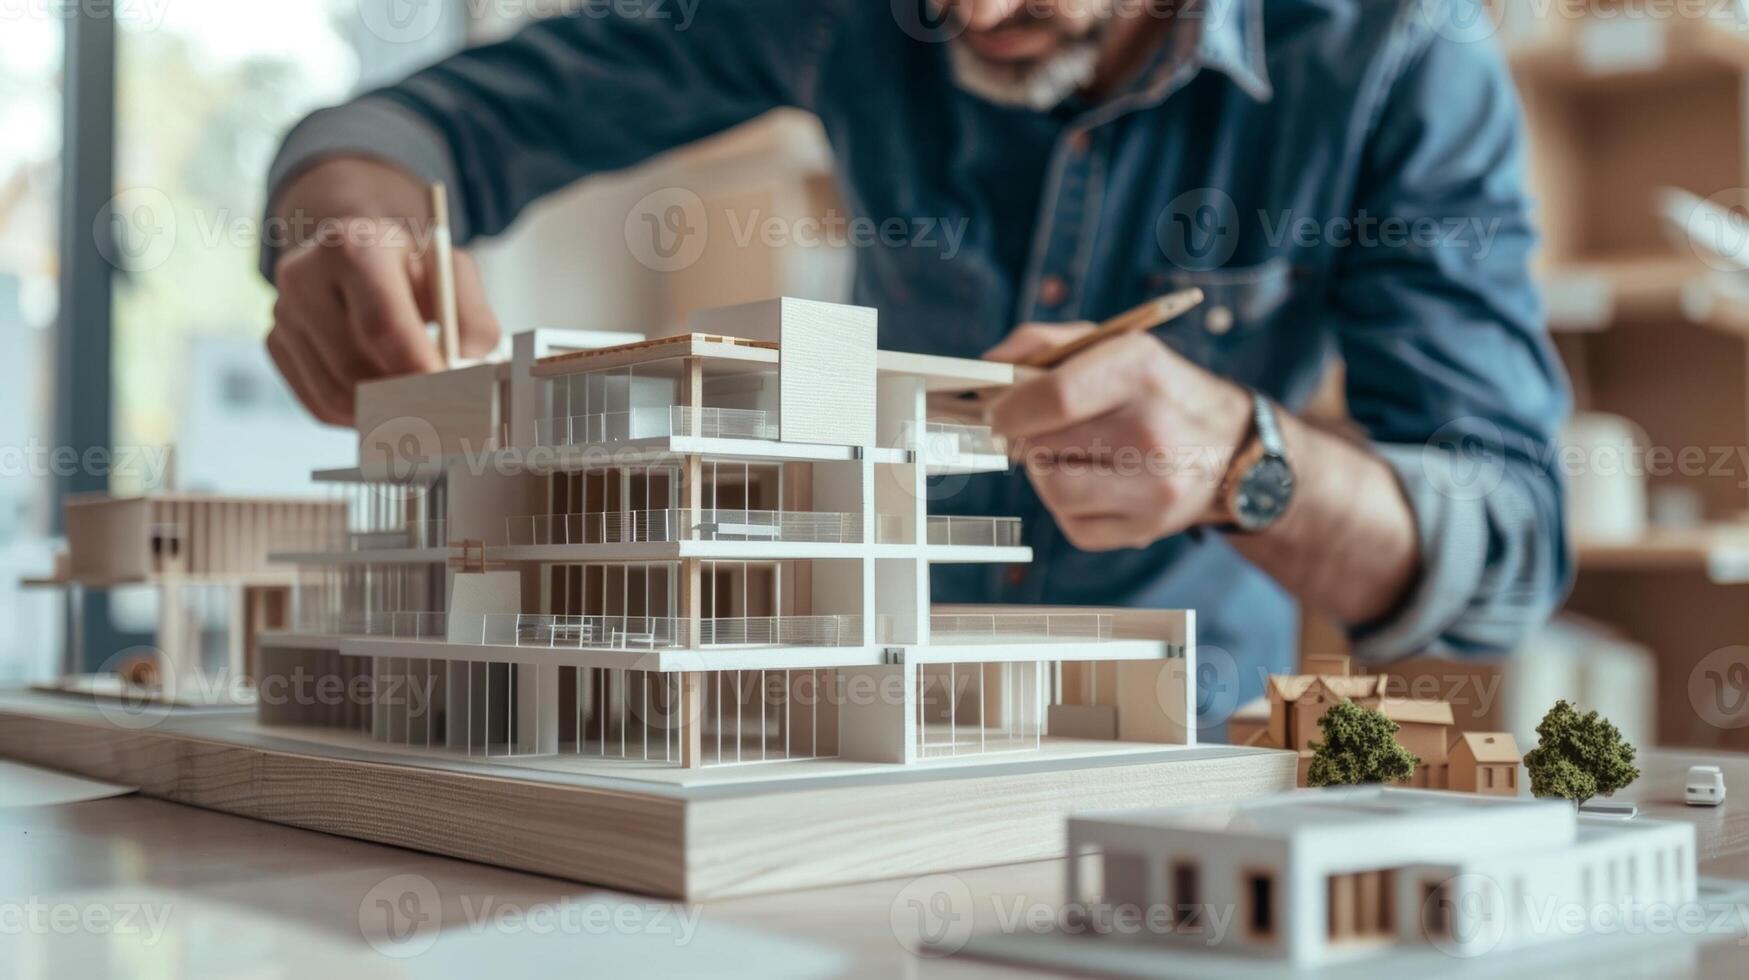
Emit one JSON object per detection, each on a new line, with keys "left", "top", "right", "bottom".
{"left": 265, "top": 157, "right": 501, "bottom": 427}
{"left": 984, "top": 323, "right": 1252, "bottom": 551}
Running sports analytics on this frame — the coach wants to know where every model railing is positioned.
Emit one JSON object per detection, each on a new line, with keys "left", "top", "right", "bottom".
{"left": 504, "top": 508, "right": 867, "bottom": 545}
{"left": 533, "top": 406, "right": 777, "bottom": 446}
{"left": 348, "top": 519, "right": 449, "bottom": 551}
{"left": 357, "top": 610, "right": 449, "bottom": 638}
{"left": 928, "top": 613, "right": 1113, "bottom": 643}
{"left": 505, "top": 511, "right": 688, "bottom": 545}
{"left": 474, "top": 613, "right": 863, "bottom": 649}
{"left": 697, "top": 614, "right": 863, "bottom": 647}
{"left": 925, "top": 515, "right": 1024, "bottom": 547}
{"left": 905, "top": 420, "right": 1007, "bottom": 458}
{"left": 481, "top": 614, "right": 687, "bottom": 649}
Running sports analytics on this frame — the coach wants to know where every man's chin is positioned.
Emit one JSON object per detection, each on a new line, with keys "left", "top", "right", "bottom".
{"left": 961, "top": 27, "right": 1064, "bottom": 65}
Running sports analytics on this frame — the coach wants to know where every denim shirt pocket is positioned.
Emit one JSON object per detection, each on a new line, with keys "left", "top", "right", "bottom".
{"left": 1140, "top": 257, "right": 1304, "bottom": 369}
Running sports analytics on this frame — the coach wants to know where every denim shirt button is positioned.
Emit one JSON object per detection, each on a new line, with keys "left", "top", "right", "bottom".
{"left": 1206, "top": 305, "right": 1235, "bottom": 335}
{"left": 1005, "top": 565, "right": 1028, "bottom": 587}
{"left": 1066, "top": 130, "right": 1090, "bottom": 154}
{"left": 1038, "top": 275, "right": 1068, "bottom": 308}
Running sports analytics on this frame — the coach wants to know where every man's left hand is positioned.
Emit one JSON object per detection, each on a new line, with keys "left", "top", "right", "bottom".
{"left": 983, "top": 323, "right": 1253, "bottom": 551}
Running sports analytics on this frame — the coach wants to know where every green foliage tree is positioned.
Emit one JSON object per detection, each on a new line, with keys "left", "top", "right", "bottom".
{"left": 1524, "top": 700, "right": 1640, "bottom": 806}
{"left": 1306, "top": 700, "right": 1419, "bottom": 788}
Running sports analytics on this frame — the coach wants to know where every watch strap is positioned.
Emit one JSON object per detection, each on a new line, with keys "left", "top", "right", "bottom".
{"left": 1252, "top": 391, "right": 1286, "bottom": 459}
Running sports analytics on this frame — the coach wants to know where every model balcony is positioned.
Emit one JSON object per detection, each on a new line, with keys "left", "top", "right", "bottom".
{"left": 534, "top": 406, "right": 777, "bottom": 447}
{"left": 306, "top": 610, "right": 451, "bottom": 638}
{"left": 905, "top": 420, "right": 1007, "bottom": 458}
{"left": 924, "top": 515, "right": 1024, "bottom": 547}
{"left": 272, "top": 519, "right": 450, "bottom": 556}
{"left": 925, "top": 612, "right": 1113, "bottom": 644}
{"left": 503, "top": 509, "right": 867, "bottom": 546}
{"left": 476, "top": 613, "right": 864, "bottom": 649}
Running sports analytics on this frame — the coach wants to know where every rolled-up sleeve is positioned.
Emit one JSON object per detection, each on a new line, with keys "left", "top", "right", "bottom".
{"left": 261, "top": 1, "right": 841, "bottom": 280}
{"left": 1329, "top": 11, "right": 1572, "bottom": 660}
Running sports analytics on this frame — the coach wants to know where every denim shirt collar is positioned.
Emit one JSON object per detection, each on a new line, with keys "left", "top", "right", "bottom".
{"left": 1133, "top": 0, "right": 1273, "bottom": 105}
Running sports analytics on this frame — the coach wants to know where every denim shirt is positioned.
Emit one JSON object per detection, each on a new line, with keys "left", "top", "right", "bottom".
{"left": 265, "top": 0, "right": 1571, "bottom": 733}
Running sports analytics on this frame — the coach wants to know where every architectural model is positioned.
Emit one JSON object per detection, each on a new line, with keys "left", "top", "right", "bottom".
{"left": 25, "top": 492, "right": 345, "bottom": 703}
{"left": 253, "top": 298, "right": 1197, "bottom": 773}
{"left": 1050, "top": 787, "right": 1701, "bottom": 967}
{"left": 1231, "top": 654, "right": 1522, "bottom": 792}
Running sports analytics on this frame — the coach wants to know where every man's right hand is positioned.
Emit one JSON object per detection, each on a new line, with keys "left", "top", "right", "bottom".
{"left": 265, "top": 157, "right": 502, "bottom": 427}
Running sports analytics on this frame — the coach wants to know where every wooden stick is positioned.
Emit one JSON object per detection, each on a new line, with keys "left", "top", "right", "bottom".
{"left": 428, "top": 182, "right": 460, "bottom": 369}
{"left": 1021, "top": 287, "right": 1205, "bottom": 368}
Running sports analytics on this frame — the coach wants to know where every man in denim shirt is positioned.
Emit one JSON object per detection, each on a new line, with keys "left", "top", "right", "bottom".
{"left": 260, "top": 0, "right": 1570, "bottom": 735}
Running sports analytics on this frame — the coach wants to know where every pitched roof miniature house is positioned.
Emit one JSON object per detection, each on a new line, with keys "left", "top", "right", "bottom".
{"left": 1067, "top": 787, "right": 1697, "bottom": 967}
{"left": 254, "top": 299, "right": 1198, "bottom": 773}
{"left": 1241, "top": 654, "right": 1520, "bottom": 791}
{"left": 1449, "top": 731, "right": 1523, "bottom": 795}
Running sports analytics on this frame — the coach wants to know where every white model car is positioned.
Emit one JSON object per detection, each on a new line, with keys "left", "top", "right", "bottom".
{"left": 1685, "top": 765, "right": 1726, "bottom": 806}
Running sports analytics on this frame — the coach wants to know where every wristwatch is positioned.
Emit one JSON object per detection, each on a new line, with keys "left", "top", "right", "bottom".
{"left": 1217, "top": 390, "right": 1295, "bottom": 533}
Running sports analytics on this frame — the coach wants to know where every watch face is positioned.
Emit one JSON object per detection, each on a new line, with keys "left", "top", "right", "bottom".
{"left": 1234, "top": 455, "right": 1294, "bottom": 531}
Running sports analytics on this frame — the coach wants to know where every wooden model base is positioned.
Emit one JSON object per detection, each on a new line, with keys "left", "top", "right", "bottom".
{"left": 0, "top": 687, "right": 1294, "bottom": 900}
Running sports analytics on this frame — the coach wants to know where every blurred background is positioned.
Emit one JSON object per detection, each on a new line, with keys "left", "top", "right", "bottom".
{"left": 5, "top": 1, "right": 1749, "bottom": 750}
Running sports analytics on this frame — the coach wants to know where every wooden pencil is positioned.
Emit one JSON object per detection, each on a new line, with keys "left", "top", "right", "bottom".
{"left": 428, "top": 182, "right": 460, "bottom": 369}
{"left": 1022, "top": 287, "right": 1205, "bottom": 368}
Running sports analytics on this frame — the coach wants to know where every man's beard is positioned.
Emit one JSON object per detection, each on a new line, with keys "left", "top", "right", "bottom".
{"left": 949, "top": 27, "right": 1110, "bottom": 111}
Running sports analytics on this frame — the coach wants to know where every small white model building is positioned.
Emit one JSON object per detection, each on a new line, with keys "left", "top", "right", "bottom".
{"left": 1065, "top": 786, "right": 1697, "bottom": 966}
{"left": 255, "top": 299, "right": 1197, "bottom": 772}
{"left": 26, "top": 493, "right": 345, "bottom": 703}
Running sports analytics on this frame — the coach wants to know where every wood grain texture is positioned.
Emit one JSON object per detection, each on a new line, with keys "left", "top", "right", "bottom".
{"left": 0, "top": 689, "right": 1294, "bottom": 900}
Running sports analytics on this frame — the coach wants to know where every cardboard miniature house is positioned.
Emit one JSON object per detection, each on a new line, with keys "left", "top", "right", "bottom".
{"left": 255, "top": 298, "right": 1197, "bottom": 770}
{"left": 1067, "top": 787, "right": 1697, "bottom": 966}
{"left": 1231, "top": 655, "right": 1522, "bottom": 792}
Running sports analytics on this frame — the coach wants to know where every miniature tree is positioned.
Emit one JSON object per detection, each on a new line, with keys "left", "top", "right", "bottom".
{"left": 1306, "top": 700, "right": 1419, "bottom": 787}
{"left": 1524, "top": 700, "right": 1640, "bottom": 807}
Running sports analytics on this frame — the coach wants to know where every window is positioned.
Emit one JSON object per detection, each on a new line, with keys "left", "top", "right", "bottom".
{"left": 110, "top": 1, "right": 463, "bottom": 495}
{"left": 1421, "top": 881, "right": 1452, "bottom": 942}
{"left": 1171, "top": 861, "right": 1202, "bottom": 931}
{"left": 1246, "top": 872, "right": 1275, "bottom": 938}
{"left": 1328, "top": 870, "right": 1393, "bottom": 943}
{"left": 0, "top": 8, "right": 64, "bottom": 682}
{"left": 1102, "top": 852, "right": 1149, "bottom": 911}
{"left": 1483, "top": 766, "right": 1494, "bottom": 789}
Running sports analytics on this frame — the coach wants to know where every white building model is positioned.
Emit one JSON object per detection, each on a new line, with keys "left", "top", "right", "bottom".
{"left": 1066, "top": 786, "right": 1698, "bottom": 966}
{"left": 257, "top": 298, "right": 1196, "bottom": 772}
